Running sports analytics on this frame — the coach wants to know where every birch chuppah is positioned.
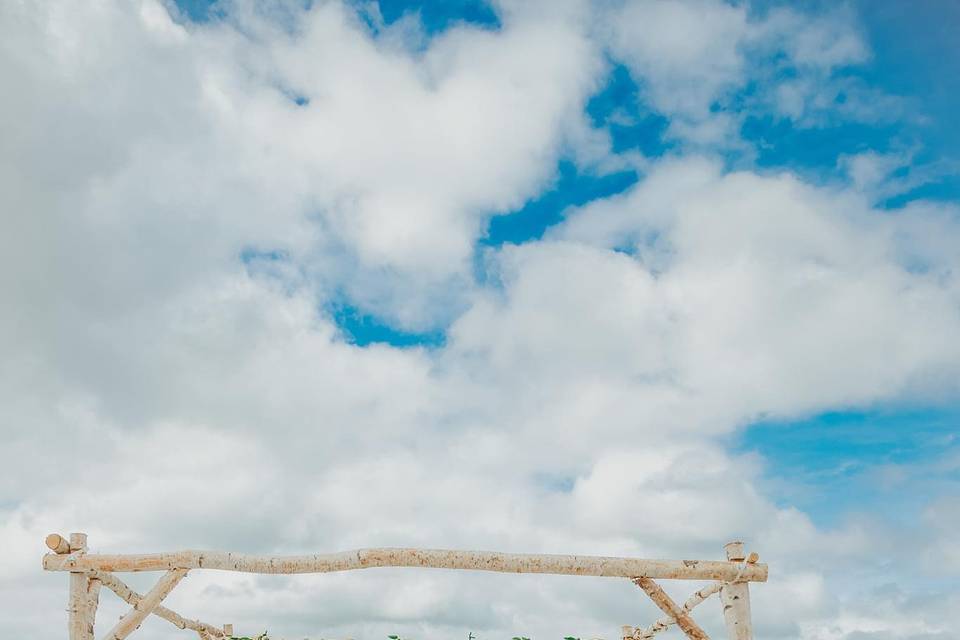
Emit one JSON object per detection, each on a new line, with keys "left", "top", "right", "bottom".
{"left": 43, "top": 533, "right": 766, "bottom": 640}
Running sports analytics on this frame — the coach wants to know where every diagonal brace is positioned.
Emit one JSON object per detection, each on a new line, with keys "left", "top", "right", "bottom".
{"left": 90, "top": 570, "right": 225, "bottom": 638}
{"left": 628, "top": 582, "right": 722, "bottom": 639}
{"left": 100, "top": 569, "right": 187, "bottom": 640}
{"left": 633, "top": 577, "right": 710, "bottom": 640}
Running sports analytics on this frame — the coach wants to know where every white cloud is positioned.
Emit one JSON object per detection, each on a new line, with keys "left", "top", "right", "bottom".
{"left": 1, "top": 0, "right": 608, "bottom": 334}
{"left": 839, "top": 150, "right": 958, "bottom": 203}
{"left": 609, "top": 0, "right": 749, "bottom": 117}
{"left": 604, "top": 0, "right": 878, "bottom": 144}
{"left": 214, "top": 0, "right": 606, "bottom": 326}
{"left": 555, "top": 156, "right": 960, "bottom": 416}
{"left": 2, "top": 1, "right": 959, "bottom": 639}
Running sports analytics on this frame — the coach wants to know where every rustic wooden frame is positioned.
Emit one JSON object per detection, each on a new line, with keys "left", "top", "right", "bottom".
{"left": 44, "top": 533, "right": 764, "bottom": 640}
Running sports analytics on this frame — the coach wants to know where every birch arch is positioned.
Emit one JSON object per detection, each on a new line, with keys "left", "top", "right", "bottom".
{"left": 43, "top": 533, "right": 766, "bottom": 640}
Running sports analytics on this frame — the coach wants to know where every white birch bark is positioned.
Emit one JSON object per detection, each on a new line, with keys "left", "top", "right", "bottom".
{"left": 68, "top": 533, "right": 90, "bottom": 640}
{"left": 100, "top": 569, "right": 187, "bottom": 640}
{"left": 91, "top": 570, "right": 224, "bottom": 638}
{"left": 633, "top": 577, "right": 710, "bottom": 640}
{"left": 720, "top": 542, "right": 753, "bottom": 640}
{"left": 628, "top": 582, "right": 722, "bottom": 639}
{"left": 47, "top": 533, "right": 72, "bottom": 554}
{"left": 44, "top": 548, "right": 767, "bottom": 582}
{"left": 85, "top": 577, "right": 102, "bottom": 639}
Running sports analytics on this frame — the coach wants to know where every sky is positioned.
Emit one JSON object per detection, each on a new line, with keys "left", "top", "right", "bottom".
{"left": 1, "top": 0, "right": 959, "bottom": 639}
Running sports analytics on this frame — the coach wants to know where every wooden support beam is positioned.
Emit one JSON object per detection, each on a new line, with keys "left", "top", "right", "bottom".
{"left": 633, "top": 577, "right": 710, "bottom": 640}
{"left": 91, "top": 570, "right": 225, "bottom": 639}
{"left": 720, "top": 542, "right": 753, "bottom": 640}
{"left": 100, "top": 569, "right": 187, "bottom": 640}
{"left": 625, "top": 581, "right": 722, "bottom": 640}
{"left": 68, "top": 533, "right": 93, "bottom": 640}
{"left": 43, "top": 548, "right": 768, "bottom": 583}
{"left": 86, "top": 577, "right": 102, "bottom": 638}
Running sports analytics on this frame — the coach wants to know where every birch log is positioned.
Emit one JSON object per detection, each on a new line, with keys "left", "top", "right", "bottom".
{"left": 44, "top": 548, "right": 767, "bottom": 582}
{"left": 629, "top": 581, "right": 722, "bottom": 640}
{"left": 101, "top": 569, "right": 187, "bottom": 640}
{"left": 633, "top": 578, "right": 709, "bottom": 640}
{"left": 86, "top": 577, "right": 102, "bottom": 639}
{"left": 91, "top": 570, "right": 224, "bottom": 638}
{"left": 69, "top": 533, "right": 92, "bottom": 640}
{"left": 719, "top": 542, "right": 753, "bottom": 640}
{"left": 47, "top": 533, "right": 73, "bottom": 554}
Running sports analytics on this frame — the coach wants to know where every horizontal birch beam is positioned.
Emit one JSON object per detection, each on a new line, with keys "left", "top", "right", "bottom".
{"left": 43, "top": 548, "right": 767, "bottom": 582}
{"left": 90, "top": 570, "right": 225, "bottom": 639}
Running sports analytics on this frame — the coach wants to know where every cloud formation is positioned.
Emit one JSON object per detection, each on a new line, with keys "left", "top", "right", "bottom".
{"left": 2, "top": 1, "right": 958, "bottom": 639}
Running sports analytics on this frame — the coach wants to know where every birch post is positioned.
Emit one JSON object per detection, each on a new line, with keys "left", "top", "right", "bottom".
{"left": 68, "top": 533, "right": 95, "bottom": 640}
{"left": 86, "top": 577, "right": 102, "bottom": 639}
{"left": 719, "top": 541, "right": 753, "bottom": 640}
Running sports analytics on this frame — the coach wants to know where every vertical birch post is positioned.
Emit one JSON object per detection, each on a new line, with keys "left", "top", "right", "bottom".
{"left": 68, "top": 533, "right": 94, "bottom": 640}
{"left": 86, "top": 576, "right": 102, "bottom": 638}
{"left": 720, "top": 541, "right": 753, "bottom": 640}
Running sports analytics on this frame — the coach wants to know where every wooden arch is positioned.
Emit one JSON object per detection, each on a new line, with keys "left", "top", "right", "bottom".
{"left": 43, "top": 533, "right": 765, "bottom": 640}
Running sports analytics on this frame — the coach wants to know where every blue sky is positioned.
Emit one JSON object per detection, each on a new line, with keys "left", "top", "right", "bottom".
{"left": 414, "top": 0, "right": 954, "bottom": 536}
{"left": 175, "top": 0, "right": 959, "bottom": 213}
{"left": 6, "top": 1, "right": 960, "bottom": 638}
{"left": 182, "top": 0, "right": 960, "bottom": 575}
{"left": 736, "top": 408, "right": 960, "bottom": 526}
{"left": 201, "top": 0, "right": 960, "bottom": 532}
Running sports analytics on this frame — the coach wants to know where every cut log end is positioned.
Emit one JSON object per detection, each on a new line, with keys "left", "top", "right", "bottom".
{"left": 724, "top": 541, "right": 746, "bottom": 562}
{"left": 46, "top": 533, "right": 72, "bottom": 554}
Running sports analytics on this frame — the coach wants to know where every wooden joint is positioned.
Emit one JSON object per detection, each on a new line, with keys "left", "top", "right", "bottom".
{"left": 720, "top": 541, "right": 753, "bottom": 639}
{"left": 101, "top": 568, "right": 188, "bottom": 640}
{"left": 633, "top": 577, "right": 709, "bottom": 640}
{"left": 91, "top": 570, "right": 225, "bottom": 638}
